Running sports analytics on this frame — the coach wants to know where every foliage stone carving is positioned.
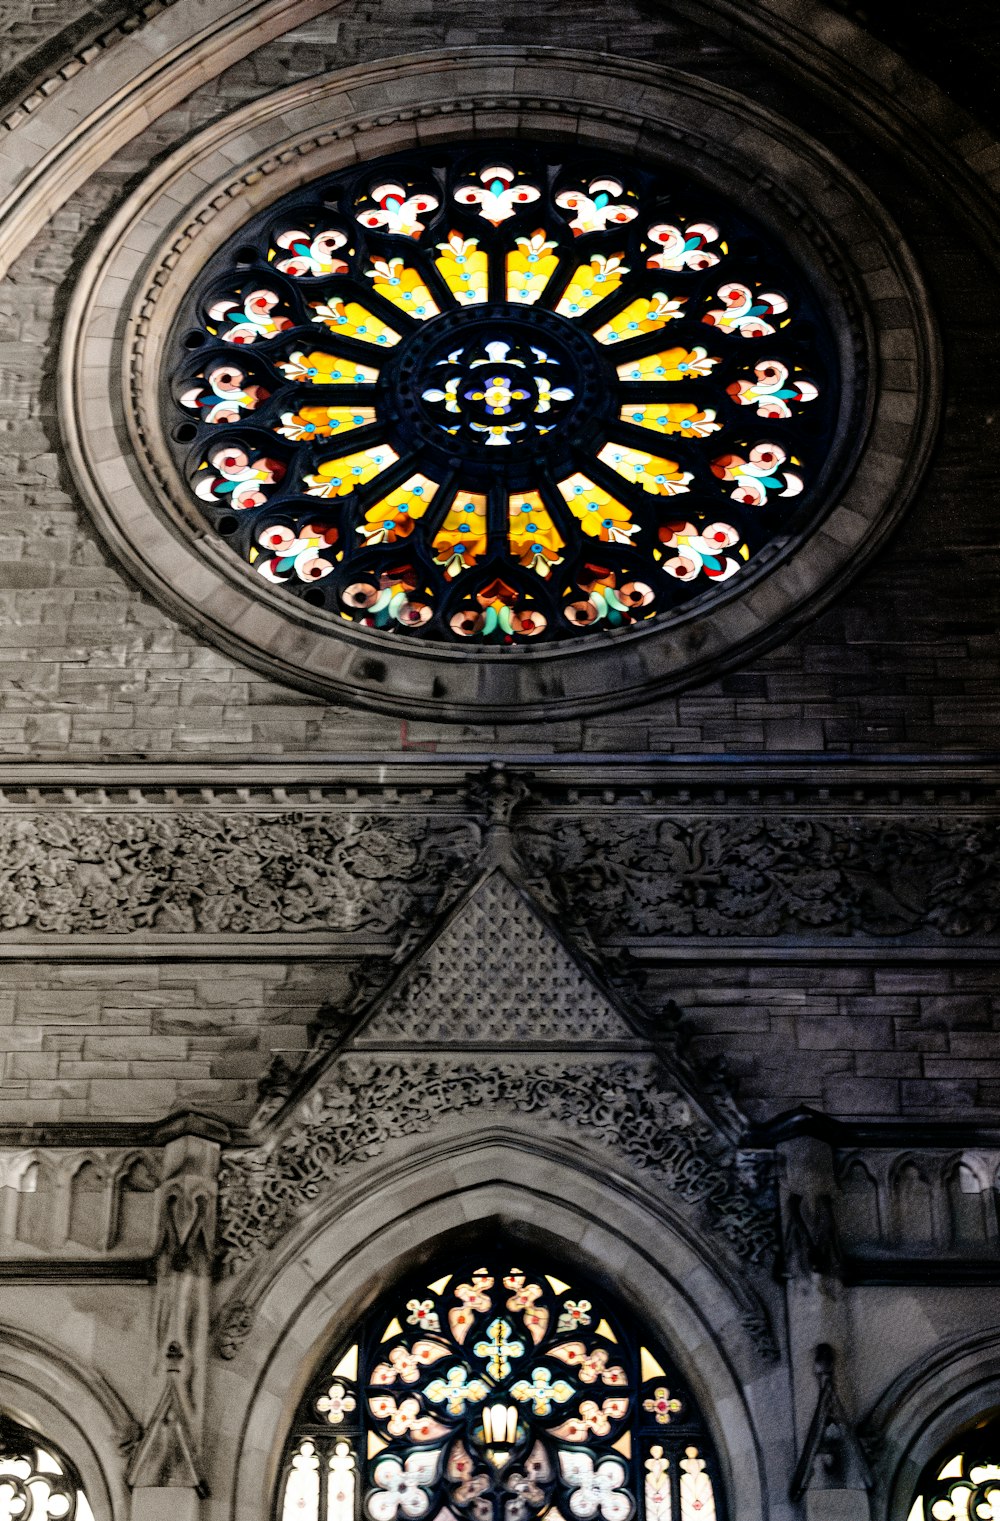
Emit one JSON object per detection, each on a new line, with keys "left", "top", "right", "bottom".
{"left": 0, "top": 813, "right": 474, "bottom": 935}
{"left": 216, "top": 1057, "right": 777, "bottom": 1273}
{"left": 518, "top": 815, "right": 1000, "bottom": 938}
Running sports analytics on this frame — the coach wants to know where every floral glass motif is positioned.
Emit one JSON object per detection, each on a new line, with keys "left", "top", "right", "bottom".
{"left": 905, "top": 1417, "right": 1000, "bottom": 1521}
{"left": 168, "top": 144, "right": 834, "bottom": 643}
{"left": 277, "top": 1251, "right": 723, "bottom": 1521}
{"left": 0, "top": 1415, "right": 95, "bottom": 1521}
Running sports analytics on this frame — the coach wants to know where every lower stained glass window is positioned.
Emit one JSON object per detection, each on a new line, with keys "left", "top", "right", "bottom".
{"left": 166, "top": 142, "right": 837, "bottom": 645}
{"left": 0, "top": 1414, "right": 95, "bottom": 1521}
{"left": 278, "top": 1250, "right": 723, "bottom": 1521}
{"left": 905, "top": 1415, "right": 1000, "bottom": 1521}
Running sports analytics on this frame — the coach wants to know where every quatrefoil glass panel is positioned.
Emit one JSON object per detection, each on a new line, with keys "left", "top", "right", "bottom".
{"left": 166, "top": 143, "right": 837, "bottom": 644}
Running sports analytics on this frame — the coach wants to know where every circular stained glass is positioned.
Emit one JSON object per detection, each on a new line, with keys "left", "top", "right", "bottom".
{"left": 166, "top": 143, "right": 838, "bottom": 644}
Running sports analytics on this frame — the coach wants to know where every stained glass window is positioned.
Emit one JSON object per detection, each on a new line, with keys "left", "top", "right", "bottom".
{"left": 277, "top": 1249, "right": 723, "bottom": 1521}
{"left": 167, "top": 144, "right": 835, "bottom": 644}
{"left": 0, "top": 1414, "right": 95, "bottom": 1521}
{"left": 905, "top": 1416, "right": 1000, "bottom": 1521}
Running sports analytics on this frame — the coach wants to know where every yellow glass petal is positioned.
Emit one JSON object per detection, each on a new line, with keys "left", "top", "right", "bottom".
{"left": 432, "top": 491, "right": 488, "bottom": 576}
{"left": 594, "top": 294, "right": 684, "bottom": 346}
{"left": 640, "top": 1347, "right": 666, "bottom": 1382}
{"left": 615, "top": 346, "right": 717, "bottom": 383}
{"left": 544, "top": 1276, "right": 570, "bottom": 1294}
{"left": 436, "top": 233, "right": 489, "bottom": 306}
{"left": 427, "top": 1275, "right": 452, "bottom": 1294}
{"left": 509, "top": 491, "right": 564, "bottom": 576}
{"left": 357, "top": 474, "right": 438, "bottom": 547}
{"left": 380, "top": 1317, "right": 403, "bottom": 1342}
{"left": 619, "top": 402, "right": 720, "bottom": 439}
{"left": 597, "top": 442, "right": 692, "bottom": 497}
{"left": 367, "top": 1434, "right": 388, "bottom": 1458}
{"left": 938, "top": 1457, "right": 964, "bottom": 1481}
{"left": 905, "top": 1501, "right": 924, "bottom": 1521}
{"left": 276, "top": 405, "right": 376, "bottom": 441}
{"left": 612, "top": 1433, "right": 632, "bottom": 1458}
{"left": 555, "top": 255, "right": 628, "bottom": 318}
{"left": 304, "top": 444, "right": 399, "bottom": 499}
{"left": 507, "top": 231, "right": 559, "bottom": 306}
{"left": 595, "top": 1319, "right": 618, "bottom": 1343}
{"left": 332, "top": 1345, "right": 359, "bottom": 1380}
{"left": 366, "top": 258, "right": 440, "bottom": 320}
{"left": 311, "top": 298, "right": 400, "bottom": 346}
{"left": 556, "top": 473, "right": 635, "bottom": 543}
{"left": 276, "top": 350, "right": 380, "bottom": 385}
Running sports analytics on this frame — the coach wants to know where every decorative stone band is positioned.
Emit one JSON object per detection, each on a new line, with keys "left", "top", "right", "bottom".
{"left": 0, "top": 780, "right": 987, "bottom": 945}
{"left": 214, "top": 1056, "right": 778, "bottom": 1273}
{"left": 61, "top": 48, "right": 939, "bottom": 721}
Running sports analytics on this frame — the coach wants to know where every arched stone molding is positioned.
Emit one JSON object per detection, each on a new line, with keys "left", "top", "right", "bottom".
{"left": 862, "top": 1326, "right": 1000, "bottom": 1521}
{"left": 2, "top": 0, "right": 999, "bottom": 290}
{"left": 62, "top": 47, "right": 939, "bottom": 721}
{"left": 0, "top": 1323, "right": 137, "bottom": 1521}
{"left": 0, "top": 0, "right": 344, "bottom": 284}
{"left": 663, "top": 0, "right": 1000, "bottom": 278}
{"left": 211, "top": 1140, "right": 785, "bottom": 1521}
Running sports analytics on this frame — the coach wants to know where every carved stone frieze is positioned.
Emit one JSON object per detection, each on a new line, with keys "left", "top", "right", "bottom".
{"left": 0, "top": 811, "right": 474, "bottom": 937}
{"left": 518, "top": 814, "right": 1000, "bottom": 939}
{"left": 216, "top": 1056, "right": 777, "bottom": 1274}
{"left": 0, "top": 770, "right": 989, "bottom": 946}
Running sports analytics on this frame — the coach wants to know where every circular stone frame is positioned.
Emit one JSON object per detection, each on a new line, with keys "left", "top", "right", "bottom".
{"left": 61, "top": 47, "right": 940, "bottom": 723}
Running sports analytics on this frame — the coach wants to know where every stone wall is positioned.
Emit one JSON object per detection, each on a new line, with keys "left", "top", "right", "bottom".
{"left": 0, "top": 0, "right": 994, "bottom": 754}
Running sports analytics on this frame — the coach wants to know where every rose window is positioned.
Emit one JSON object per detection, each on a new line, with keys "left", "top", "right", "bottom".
{"left": 278, "top": 1249, "right": 722, "bottom": 1521}
{"left": 167, "top": 144, "right": 835, "bottom": 643}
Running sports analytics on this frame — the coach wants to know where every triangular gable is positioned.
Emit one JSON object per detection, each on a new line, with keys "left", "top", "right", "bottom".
{"left": 352, "top": 869, "right": 639, "bottom": 1047}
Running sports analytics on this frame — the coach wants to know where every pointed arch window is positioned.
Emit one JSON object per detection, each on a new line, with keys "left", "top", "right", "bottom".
{"left": 906, "top": 1414, "right": 1000, "bottom": 1521}
{"left": 278, "top": 1249, "right": 723, "bottom": 1521}
{"left": 0, "top": 1413, "right": 94, "bottom": 1521}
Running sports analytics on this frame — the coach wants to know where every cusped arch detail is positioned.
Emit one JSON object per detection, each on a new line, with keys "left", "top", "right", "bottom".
{"left": 862, "top": 1327, "right": 1000, "bottom": 1521}
{"left": 214, "top": 1151, "right": 779, "bottom": 1521}
{"left": 0, "top": 1323, "right": 136, "bottom": 1521}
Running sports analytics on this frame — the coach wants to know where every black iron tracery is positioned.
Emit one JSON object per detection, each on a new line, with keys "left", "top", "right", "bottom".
{"left": 166, "top": 142, "right": 838, "bottom": 645}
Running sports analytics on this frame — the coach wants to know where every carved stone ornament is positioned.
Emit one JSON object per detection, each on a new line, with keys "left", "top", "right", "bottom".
{"left": 0, "top": 810, "right": 474, "bottom": 937}
{"left": 61, "top": 49, "right": 938, "bottom": 721}
{"left": 0, "top": 780, "right": 989, "bottom": 946}
{"left": 519, "top": 813, "right": 1000, "bottom": 940}
{"left": 217, "top": 1055, "right": 775, "bottom": 1272}
{"left": 790, "top": 1344, "right": 872, "bottom": 1502}
{"left": 216, "top": 869, "right": 777, "bottom": 1276}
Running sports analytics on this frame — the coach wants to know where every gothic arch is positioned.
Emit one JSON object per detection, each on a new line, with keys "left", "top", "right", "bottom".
{"left": 212, "top": 1142, "right": 780, "bottom": 1521}
{"left": 0, "top": 1323, "right": 135, "bottom": 1521}
{"left": 862, "top": 1327, "right": 1000, "bottom": 1521}
{"left": 1, "top": 0, "right": 998, "bottom": 287}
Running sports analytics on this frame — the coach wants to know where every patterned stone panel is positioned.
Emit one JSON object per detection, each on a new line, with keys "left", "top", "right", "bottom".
{"left": 359, "top": 872, "right": 635, "bottom": 1045}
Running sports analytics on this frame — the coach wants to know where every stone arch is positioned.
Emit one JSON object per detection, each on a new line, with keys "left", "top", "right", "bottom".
{"left": 836, "top": 1154, "right": 882, "bottom": 1245}
{"left": 109, "top": 1151, "right": 160, "bottom": 1252}
{"left": 863, "top": 1327, "right": 1000, "bottom": 1521}
{"left": 888, "top": 1155, "right": 938, "bottom": 1248}
{"left": 66, "top": 1154, "right": 110, "bottom": 1252}
{"left": 941, "top": 1154, "right": 997, "bottom": 1251}
{"left": 209, "top": 1138, "right": 780, "bottom": 1521}
{"left": 0, "top": 1322, "right": 136, "bottom": 1521}
{"left": 0, "top": 0, "right": 998, "bottom": 291}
